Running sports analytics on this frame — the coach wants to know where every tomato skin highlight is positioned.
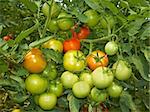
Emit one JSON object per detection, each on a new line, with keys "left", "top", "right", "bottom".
{"left": 23, "top": 48, "right": 47, "bottom": 73}
{"left": 86, "top": 50, "right": 108, "bottom": 70}
{"left": 63, "top": 50, "right": 86, "bottom": 72}
{"left": 77, "top": 26, "right": 90, "bottom": 39}
{"left": 25, "top": 74, "right": 48, "bottom": 94}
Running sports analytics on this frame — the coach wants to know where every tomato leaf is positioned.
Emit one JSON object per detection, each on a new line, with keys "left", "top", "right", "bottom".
{"left": 67, "top": 93, "right": 81, "bottom": 112}
{"left": 140, "top": 25, "right": 150, "bottom": 40}
{"left": 14, "top": 21, "right": 39, "bottom": 43}
{"left": 119, "top": 91, "right": 136, "bottom": 112}
{"left": 42, "top": 49, "right": 63, "bottom": 64}
{"left": 0, "top": 59, "right": 8, "bottom": 73}
{"left": 141, "top": 47, "right": 150, "bottom": 62}
{"left": 131, "top": 55, "right": 150, "bottom": 81}
{"left": 19, "top": 0, "right": 38, "bottom": 12}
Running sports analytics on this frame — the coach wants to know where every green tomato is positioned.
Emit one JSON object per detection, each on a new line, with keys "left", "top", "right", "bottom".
{"left": 105, "top": 41, "right": 118, "bottom": 55}
{"left": 42, "top": 39, "right": 63, "bottom": 52}
{"left": 42, "top": 62, "right": 57, "bottom": 80}
{"left": 92, "top": 67, "right": 114, "bottom": 89}
{"left": 34, "top": 95, "right": 40, "bottom": 105}
{"left": 90, "top": 87, "right": 108, "bottom": 103}
{"left": 107, "top": 82, "right": 123, "bottom": 98}
{"left": 49, "top": 80, "right": 63, "bottom": 97}
{"left": 63, "top": 50, "right": 86, "bottom": 72}
{"left": 39, "top": 93, "right": 57, "bottom": 110}
{"left": 113, "top": 60, "right": 132, "bottom": 80}
{"left": 60, "top": 71, "right": 79, "bottom": 89}
{"left": 100, "top": 15, "right": 115, "bottom": 29}
{"left": 47, "top": 19, "right": 59, "bottom": 33}
{"left": 84, "top": 9, "right": 100, "bottom": 27}
{"left": 80, "top": 72, "right": 93, "bottom": 87}
{"left": 25, "top": 74, "right": 48, "bottom": 94}
{"left": 42, "top": 1, "right": 61, "bottom": 18}
{"left": 72, "top": 81, "right": 90, "bottom": 98}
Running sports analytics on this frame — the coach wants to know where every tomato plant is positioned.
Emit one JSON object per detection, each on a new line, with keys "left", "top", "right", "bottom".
{"left": 23, "top": 48, "right": 47, "bottom": 73}
{"left": 42, "top": 39, "right": 63, "bottom": 52}
{"left": 72, "top": 81, "right": 90, "bottom": 98}
{"left": 63, "top": 50, "right": 86, "bottom": 72}
{"left": 92, "top": 67, "right": 114, "bottom": 89}
{"left": 38, "top": 93, "right": 57, "bottom": 110}
{"left": 86, "top": 50, "right": 108, "bottom": 70}
{"left": 25, "top": 74, "right": 48, "bottom": 94}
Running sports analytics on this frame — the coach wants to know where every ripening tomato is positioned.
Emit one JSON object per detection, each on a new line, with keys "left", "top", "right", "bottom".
{"left": 42, "top": 39, "right": 63, "bottom": 52}
{"left": 77, "top": 26, "right": 90, "bottom": 39}
{"left": 3, "top": 35, "right": 13, "bottom": 41}
{"left": 63, "top": 50, "right": 86, "bottom": 72}
{"left": 63, "top": 32, "right": 80, "bottom": 52}
{"left": 23, "top": 48, "right": 47, "bottom": 73}
{"left": 86, "top": 50, "right": 108, "bottom": 70}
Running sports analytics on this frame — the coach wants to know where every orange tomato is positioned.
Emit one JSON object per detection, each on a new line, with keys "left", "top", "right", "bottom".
{"left": 23, "top": 48, "right": 47, "bottom": 73}
{"left": 86, "top": 50, "right": 108, "bottom": 70}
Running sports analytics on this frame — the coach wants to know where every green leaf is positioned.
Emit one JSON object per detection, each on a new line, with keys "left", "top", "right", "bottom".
{"left": 131, "top": 55, "right": 150, "bottom": 81}
{"left": 141, "top": 47, "right": 150, "bottom": 62}
{"left": 14, "top": 21, "right": 39, "bottom": 43}
{"left": 67, "top": 94, "right": 81, "bottom": 112}
{"left": 0, "top": 59, "right": 8, "bottom": 73}
{"left": 42, "top": 49, "right": 63, "bottom": 64}
{"left": 19, "top": 0, "right": 38, "bottom": 12}
{"left": 140, "top": 25, "right": 150, "bottom": 40}
{"left": 84, "top": 0, "right": 103, "bottom": 13}
{"left": 119, "top": 91, "right": 136, "bottom": 112}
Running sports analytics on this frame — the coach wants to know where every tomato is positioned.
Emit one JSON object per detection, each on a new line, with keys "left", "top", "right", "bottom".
{"left": 3, "top": 35, "right": 13, "bottom": 41}
{"left": 100, "top": 15, "right": 115, "bottom": 29}
{"left": 113, "top": 60, "right": 132, "bottom": 80}
{"left": 23, "top": 48, "right": 47, "bottom": 73}
{"left": 107, "top": 82, "right": 123, "bottom": 98}
{"left": 12, "top": 109, "right": 21, "bottom": 112}
{"left": 25, "top": 74, "right": 48, "bottom": 94}
{"left": 60, "top": 71, "right": 79, "bottom": 89}
{"left": 42, "top": 39, "right": 63, "bottom": 52}
{"left": 80, "top": 72, "right": 93, "bottom": 87}
{"left": 47, "top": 19, "right": 59, "bottom": 33}
{"left": 105, "top": 41, "right": 118, "bottom": 55}
{"left": 34, "top": 95, "right": 40, "bottom": 105}
{"left": 92, "top": 67, "right": 114, "bottom": 89}
{"left": 72, "top": 81, "right": 90, "bottom": 98}
{"left": 42, "top": 62, "right": 57, "bottom": 80}
{"left": 63, "top": 35, "right": 80, "bottom": 52}
{"left": 63, "top": 50, "right": 86, "bottom": 72}
{"left": 77, "top": 26, "right": 90, "bottom": 39}
{"left": 42, "top": 1, "right": 61, "bottom": 18}
{"left": 86, "top": 50, "right": 108, "bottom": 70}
{"left": 90, "top": 87, "right": 108, "bottom": 103}
{"left": 84, "top": 9, "right": 100, "bottom": 27}
{"left": 57, "top": 19, "right": 74, "bottom": 31}
{"left": 48, "top": 80, "right": 63, "bottom": 97}
{"left": 39, "top": 93, "right": 57, "bottom": 110}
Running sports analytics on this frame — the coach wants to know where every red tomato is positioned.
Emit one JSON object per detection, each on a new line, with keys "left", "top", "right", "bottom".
{"left": 3, "top": 35, "right": 13, "bottom": 41}
{"left": 77, "top": 26, "right": 90, "bottom": 39}
{"left": 63, "top": 32, "right": 80, "bottom": 52}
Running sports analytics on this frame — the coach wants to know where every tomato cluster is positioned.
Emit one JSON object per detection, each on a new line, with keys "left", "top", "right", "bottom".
{"left": 22, "top": 1, "right": 132, "bottom": 111}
